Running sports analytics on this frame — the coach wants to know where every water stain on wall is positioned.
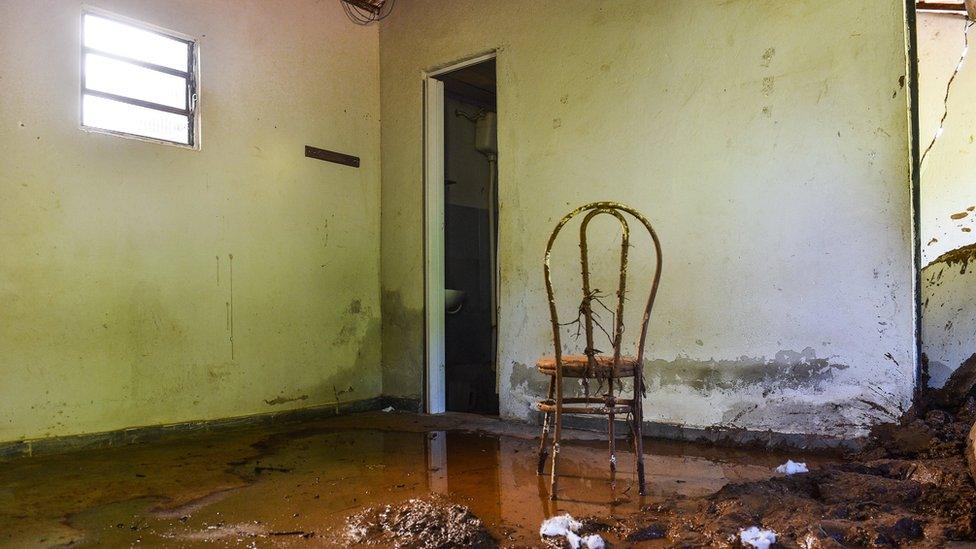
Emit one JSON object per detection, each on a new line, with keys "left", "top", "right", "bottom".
{"left": 334, "top": 299, "right": 368, "bottom": 346}
{"left": 507, "top": 361, "right": 551, "bottom": 397}
{"left": 381, "top": 290, "right": 424, "bottom": 399}
{"left": 509, "top": 349, "right": 850, "bottom": 401}
{"left": 925, "top": 242, "right": 976, "bottom": 274}
{"left": 922, "top": 243, "right": 976, "bottom": 387}
{"left": 506, "top": 348, "right": 893, "bottom": 440}
{"left": 642, "top": 348, "right": 848, "bottom": 393}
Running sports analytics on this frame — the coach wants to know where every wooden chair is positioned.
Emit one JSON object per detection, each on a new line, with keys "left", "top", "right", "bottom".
{"left": 535, "top": 201, "right": 663, "bottom": 500}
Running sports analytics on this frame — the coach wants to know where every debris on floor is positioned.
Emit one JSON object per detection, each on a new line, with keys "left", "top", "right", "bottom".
{"left": 774, "top": 460, "right": 808, "bottom": 475}
{"left": 5, "top": 392, "right": 975, "bottom": 547}
{"left": 574, "top": 363, "right": 976, "bottom": 547}
{"left": 539, "top": 514, "right": 605, "bottom": 548}
{"left": 382, "top": 406, "right": 396, "bottom": 412}
{"left": 738, "top": 526, "right": 776, "bottom": 548}
{"left": 539, "top": 514, "right": 582, "bottom": 538}
{"left": 579, "top": 533, "right": 606, "bottom": 549}
{"left": 344, "top": 496, "right": 494, "bottom": 548}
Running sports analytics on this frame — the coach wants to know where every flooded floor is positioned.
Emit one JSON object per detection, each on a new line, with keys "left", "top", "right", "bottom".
{"left": 0, "top": 411, "right": 828, "bottom": 547}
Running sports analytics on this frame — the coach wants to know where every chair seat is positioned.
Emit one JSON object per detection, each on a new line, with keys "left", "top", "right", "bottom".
{"left": 536, "top": 354, "right": 638, "bottom": 378}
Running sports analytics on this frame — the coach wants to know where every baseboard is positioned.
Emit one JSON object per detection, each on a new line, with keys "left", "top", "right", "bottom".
{"left": 0, "top": 395, "right": 421, "bottom": 460}
{"left": 1, "top": 396, "right": 852, "bottom": 460}
{"left": 383, "top": 395, "right": 423, "bottom": 413}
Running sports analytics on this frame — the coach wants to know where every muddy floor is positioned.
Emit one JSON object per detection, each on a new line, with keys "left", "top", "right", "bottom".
{"left": 571, "top": 391, "right": 976, "bottom": 548}
{"left": 0, "top": 411, "right": 825, "bottom": 547}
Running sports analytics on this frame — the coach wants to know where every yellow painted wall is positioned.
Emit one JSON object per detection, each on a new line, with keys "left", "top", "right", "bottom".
{"left": 0, "top": 0, "right": 382, "bottom": 442}
{"left": 379, "top": 1, "right": 916, "bottom": 438}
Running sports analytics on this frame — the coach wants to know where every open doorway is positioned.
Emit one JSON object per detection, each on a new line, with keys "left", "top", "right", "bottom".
{"left": 424, "top": 54, "right": 499, "bottom": 415}
{"left": 441, "top": 59, "right": 499, "bottom": 414}
{"left": 914, "top": 2, "right": 976, "bottom": 389}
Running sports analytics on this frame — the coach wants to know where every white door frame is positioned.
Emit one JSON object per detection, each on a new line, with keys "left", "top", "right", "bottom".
{"left": 423, "top": 51, "right": 497, "bottom": 414}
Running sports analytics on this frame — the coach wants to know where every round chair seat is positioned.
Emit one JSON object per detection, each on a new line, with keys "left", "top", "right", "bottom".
{"left": 536, "top": 354, "right": 638, "bottom": 378}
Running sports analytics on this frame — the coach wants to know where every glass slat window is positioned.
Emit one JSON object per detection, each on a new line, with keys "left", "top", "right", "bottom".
{"left": 81, "top": 12, "right": 197, "bottom": 146}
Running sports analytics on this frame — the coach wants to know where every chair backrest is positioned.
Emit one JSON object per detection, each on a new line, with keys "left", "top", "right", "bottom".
{"left": 543, "top": 202, "right": 663, "bottom": 383}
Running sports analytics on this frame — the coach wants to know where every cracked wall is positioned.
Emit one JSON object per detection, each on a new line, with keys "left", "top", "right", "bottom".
{"left": 0, "top": 0, "right": 383, "bottom": 442}
{"left": 918, "top": 12, "right": 976, "bottom": 388}
{"left": 379, "top": 0, "right": 916, "bottom": 438}
{"left": 919, "top": 12, "right": 976, "bottom": 265}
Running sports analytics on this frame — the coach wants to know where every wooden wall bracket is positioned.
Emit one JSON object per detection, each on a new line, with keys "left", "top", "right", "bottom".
{"left": 305, "top": 145, "right": 360, "bottom": 168}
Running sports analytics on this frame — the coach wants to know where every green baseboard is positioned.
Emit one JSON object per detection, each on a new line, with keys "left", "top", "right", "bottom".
{"left": 0, "top": 395, "right": 422, "bottom": 460}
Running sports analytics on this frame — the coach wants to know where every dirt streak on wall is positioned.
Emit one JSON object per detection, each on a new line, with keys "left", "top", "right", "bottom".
{"left": 921, "top": 243, "right": 976, "bottom": 387}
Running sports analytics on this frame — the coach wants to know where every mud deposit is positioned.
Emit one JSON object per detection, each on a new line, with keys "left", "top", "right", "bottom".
{"left": 561, "top": 393, "right": 976, "bottom": 547}
{"left": 346, "top": 497, "right": 494, "bottom": 548}
{"left": 0, "top": 411, "right": 801, "bottom": 547}
{"left": 5, "top": 400, "right": 973, "bottom": 547}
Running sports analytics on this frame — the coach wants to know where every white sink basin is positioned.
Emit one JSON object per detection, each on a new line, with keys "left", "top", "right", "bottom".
{"left": 445, "top": 289, "right": 466, "bottom": 314}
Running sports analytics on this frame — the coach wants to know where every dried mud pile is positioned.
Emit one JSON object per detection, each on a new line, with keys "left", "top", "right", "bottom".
{"left": 598, "top": 358, "right": 976, "bottom": 547}
{"left": 345, "top": 496, "right": 495, "bottom": 548}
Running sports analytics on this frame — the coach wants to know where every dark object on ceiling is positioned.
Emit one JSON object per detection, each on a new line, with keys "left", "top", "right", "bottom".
{"left": 340, "top": 0, "right": 396, "bottom": 25}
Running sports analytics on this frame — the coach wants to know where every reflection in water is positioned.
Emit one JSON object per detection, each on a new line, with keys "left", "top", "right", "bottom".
{"left": 0, "top": 416, "right": 805, "bottom": 547}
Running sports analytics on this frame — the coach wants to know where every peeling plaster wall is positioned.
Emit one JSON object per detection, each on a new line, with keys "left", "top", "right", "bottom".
{"left": 0, "top": 0, "right": 382, "bottom": 442}
{"left": 918, "top": 13, "right": 976, "bottom": 387}
{"left": 921, "top": 245, "right": 976, "bottom": 388}
{"left": 921, "top": 245, "right": 976, "bottom": 387}
{"left": 379, "top": 0, "right": 916, "bottom": 438}
{"left": 918, "top": 12, "right": 976, "bottom": 265}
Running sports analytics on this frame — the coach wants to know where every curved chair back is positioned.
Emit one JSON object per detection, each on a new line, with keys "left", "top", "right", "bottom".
{"left": 543, "top": 202, "right": 663, "bottom": 386}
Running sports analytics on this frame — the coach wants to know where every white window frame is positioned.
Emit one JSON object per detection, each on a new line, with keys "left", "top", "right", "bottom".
{"left": 79, "top": 7, "right": 200, "bottom": 149}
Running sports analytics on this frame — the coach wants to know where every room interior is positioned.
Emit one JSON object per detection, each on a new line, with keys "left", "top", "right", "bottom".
{"left": 2, "top": 0, "right": 976, "bottom": 546}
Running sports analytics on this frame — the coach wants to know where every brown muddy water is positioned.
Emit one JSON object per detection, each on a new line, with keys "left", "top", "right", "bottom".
{"left": 0, "top": 411, "right": 828, "bottom": 547}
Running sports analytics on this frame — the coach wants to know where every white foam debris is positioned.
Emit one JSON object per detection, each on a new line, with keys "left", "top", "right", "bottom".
{"left": 775, "top": 459, "right": 809, "bottom": 475}
{"left": 540, "top": 514, "right": 603, "bottom": 548}
{"left": 540, "top": 514, "right": 581, "bottom": 537}
{"left": 580, "top": 533, "right": 606, "bottom": 548}
{"left": 381, "top": 406, "right": 395, "bottom": 412}
{"left": 740, "top": 526, "right": 777, "bottom": 549}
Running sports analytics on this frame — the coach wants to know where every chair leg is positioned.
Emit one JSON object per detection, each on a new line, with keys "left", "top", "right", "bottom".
{"left": 549, "top": 376, "right": 562, "bottom": 500}
{"left": 633, "top": 398, "right": 646, "bottom": 496}
{"left": 549, "top": 367, "right": 563, "bottom": 500}
{"left": 537, "top": 376, "right": 555, "bottom": 475}
{"left": 627, "top": 412, "right": 638, "bottom": 450}
{"left": 607, "top": 386, "right": 617, "bottom": 479}
{"left": 549, "top": 409, "right": 561, "bottom": 500}
{"left": 608, "top": 409, "right": 617, "bottom": 479}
